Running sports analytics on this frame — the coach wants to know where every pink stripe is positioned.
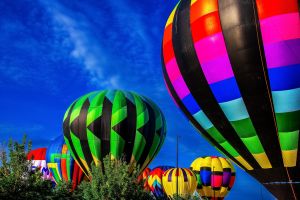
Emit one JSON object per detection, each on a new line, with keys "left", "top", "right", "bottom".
{"left": 166, "top": 58, "right": 181, "bottom": 82}
{"left": 264, "top": 39, "right": 300, "bottom": 69}
{"left": 260, "top": 13, "right": 300, "bottom": 45}
{"left": 194, "top": 32, "right": 228, "bottom": 63}
{"left": 200, "top": 55, "right": 234, "bottom": 84}
{"left": 172, "top": 77, "right": 190, "bottom": 99}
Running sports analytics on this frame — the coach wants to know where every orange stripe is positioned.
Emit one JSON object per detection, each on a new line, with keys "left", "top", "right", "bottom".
{"left": 190, "top": 0, "right": 218, "bottom": 23}
{"left": 163, "top": 24, "right": 173, "bottom": 46}
{"left": 191, "top": 11, "right": 222, "bottom": 42}
{"left": 256, "top": 0, "right": 298, "bottom": 19}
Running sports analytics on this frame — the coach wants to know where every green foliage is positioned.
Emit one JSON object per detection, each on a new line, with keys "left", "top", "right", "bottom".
{"left": 78, "top": 155, "right": 153, "bottom": 200}
{"left": 0, "top": 135, "right": 80, "bottom": 200}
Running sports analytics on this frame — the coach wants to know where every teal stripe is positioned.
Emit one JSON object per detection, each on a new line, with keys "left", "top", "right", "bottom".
{"left": 219, "top": 98, "right": 249, "bottom": 121}
{"left": 193, "top": 110, "right": 213, "bottom": 130}
{"left": 272, "top": 87, "right": 300, "bottom": 113}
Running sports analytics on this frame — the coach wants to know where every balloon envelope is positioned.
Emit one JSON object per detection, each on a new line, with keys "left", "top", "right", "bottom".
{"left": 138, "top": 167, "right": 151, "bottom": 191}
{"left": 162, "top": 0, "right": 300, "bottom": 198}
{"left": 190, "top": 156, "right": 235, "bottom": 199}
{"left": 27, "top": 148, "right": 52, "bottom": 180}
{"left": 46, "top": 136, "right": 84, "bottom": 189}
{"left": 147, "top": 166, "right": 174, "bottom": 199}
{"left": 162, "top": 168, "right": 197, "bottom": 199}
{"left": 63, "top": 90, "right": 166, "bottom": 176}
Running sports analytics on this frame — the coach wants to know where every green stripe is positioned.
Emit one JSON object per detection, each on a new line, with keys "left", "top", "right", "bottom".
{"left": 207, "top": 126, "right": 226, "bottom": 143}
{"left": 66, "top": 154, "right": 71, "bottom": 181}
{"left": 276, "top": 110, "right": 300, "bottom": 132}
{"left": 279, "top": 130, "right": 299, "bottom": 151}
{"left": 220, "top": 141, "right": 240, "bottom": 157}
{"left": 87, "top": 129, "right": 101, "bottom": 162}
{"left": 86, "top": 91, "right": 106, "bottom": 126}
{"left": 70, "top": 132, "right": 85, "bottom": 160}
{"left": 132, "top": 94, "right": 148, "bottom": 161}
{"left": 110, "top": 91, "right": 127, "bottom": 159}
{"left": 231, "top": 118, "right": 265, "bottom": 154}
{"left": 69, "top": 92, "right": 97, "bottom": 125}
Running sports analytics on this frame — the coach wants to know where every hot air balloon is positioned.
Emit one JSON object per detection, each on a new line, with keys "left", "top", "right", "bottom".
{"left": 46, "top": 136, "right": 85, "bottom": 189}
{"left": 162, "top": 168, "right": 197, "bottom": 199}
{"left": 63, "top": 90, "right": 166, "bottom": 177}
{"left": 27, "top": 148, "right": 52, "bottom": 180}
{"left": 190, "top": 156, "right": 235, "bottom": 199}
{"left": 162, "top": 0, "right": 300, "bottom": 199}
{"left": 138, "top": 167, "right": 151, "bottom": 191}
{"left": 148, "top": 166, "right": 173, "bottom": 199}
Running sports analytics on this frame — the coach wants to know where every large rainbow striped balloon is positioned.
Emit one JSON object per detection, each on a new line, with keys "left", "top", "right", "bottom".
{"left": 162, "top": 0, "right": 300, "bottom": 199}
{"left": 190, "top": 156, "right": 235, "bottom": 199}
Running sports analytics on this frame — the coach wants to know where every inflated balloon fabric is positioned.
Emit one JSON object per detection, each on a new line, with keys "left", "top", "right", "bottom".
{"left": 46, "top": 136, "right": 84, "bottom": 189}
{"left": 162, "top": 168, "right": 197, "bottom": 199}
{"left": 162, "top": 0, "right": 300, "bottom": 199}
{"left": 63, "top": 90, "right": 166, "bottom": 177}
{"left": 148, "top": 166, "right": 173, "bottom": 198}
{"left": 190, "top": 156, "right": 235, "bottom": 199}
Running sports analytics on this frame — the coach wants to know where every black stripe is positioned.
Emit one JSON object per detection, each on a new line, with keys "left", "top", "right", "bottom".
{"left": 172, "top": 0, "right": 260, "bottom": 169}
{"left": 123, "top": 98, "right": 136, "bottom": 163}
{"left": 101, "top": 97, "right": 113, "bottom": 159}
{"left": 212, "top": 171, "right": 223, "bottom": 176}
{"left": 63, "top": 103, "right": 89, "bottom": 175}
{"left": 137, "top": 100, "right": 156, "bottom": 168}
{"left": 77, "top": 99, "right": 94, "bottom": 170}
{"left": 218, "top": 0, "right": 284, "bottom": 169}
{"left": 200, "top": 167, "right": 211, "bottom": 171}
{"left": 162, "top": 53, "right": 245, "bottom": 170}
{"left": 223, "top": 168, "right": 232, "bottom": 172}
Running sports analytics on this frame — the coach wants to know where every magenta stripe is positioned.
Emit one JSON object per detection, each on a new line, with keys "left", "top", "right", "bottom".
{"left": 166, "top": 58, "right": 181, "bottom": 82}
{"left": 200, "top": 55, "right": 234, "bottom": 84}
{"left": 260, "top": 13, "right": 300, "bottom": 45}
{"left": 264, "top": 39, "right": 300, "bottom": 69}
{"left": 194, "top": 32, "right": 228, "bottom": 63}
{"left": 172, "top": 76, "right": 190, "bottom": 99}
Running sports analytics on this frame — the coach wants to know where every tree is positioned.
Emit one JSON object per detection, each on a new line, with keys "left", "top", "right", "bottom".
{"left": 0, "top": 135, "right": 80, "bottom": 200}
{"left": 78, "top": 155, "right": 153, "bottom": 200}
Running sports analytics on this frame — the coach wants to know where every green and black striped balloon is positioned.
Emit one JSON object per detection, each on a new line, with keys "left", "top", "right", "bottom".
{"left": 63, "top": 90, "right": 166, "bottom": 176}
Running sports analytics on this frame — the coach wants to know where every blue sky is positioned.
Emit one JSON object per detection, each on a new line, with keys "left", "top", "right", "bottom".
{"left": 0, "top": 0, "right": 274, "bottom": 199}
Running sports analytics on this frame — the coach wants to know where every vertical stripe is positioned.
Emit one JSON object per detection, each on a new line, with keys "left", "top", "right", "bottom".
{"left": 63, "top": 103, "right": 88, "bottom": 175}
{"left": 122, "top": 97, "right": 137, "bottom": 163}
{"left": 162, "top": 53, "right": 246, "bottom": 170}
{"left": 100, "top": 97, "right": 113, "bottom": 160}
{"left": 77, "top": 99, "right": 94, "bottom": 172}
{"left": 172, "top": 0, "right": 260, "bottom": 169}
{"left": 137, "top": 101, "right": 156, "bottom": 168}
{"left": 218, "top": 0, "right": 282, "bottom": 168}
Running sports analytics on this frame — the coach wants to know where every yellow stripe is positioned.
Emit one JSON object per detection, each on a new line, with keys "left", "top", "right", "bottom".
{"left": 235, "top": 156, "right": 253, "bottom": 170}
{"left": 191, "top": 0, "right": 197, "bottom": 5}
{"left": 165, "top": 5, "right": 178, "bottom": 28}
{"left": 282, "top": 150, "right": 297, "bottom": 167}
{"left": 253, "top": 153, "right": 272, "bottom": 168}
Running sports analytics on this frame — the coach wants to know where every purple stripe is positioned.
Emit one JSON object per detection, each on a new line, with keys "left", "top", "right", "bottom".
{"left": 201, "top": 55, "right": 234, "bottom": 84}
{"left": 264, "top": 38, "right": 300, "bottom": 69}
{"left": 194, "top": 32, "right": 234, "bottom": 84}
{"left": 182, "top": 169, "right": 188, "bottom": 182}
{"left": 168, "top": 169, "right": 174, "bottom": 182}
{"left": 172, "top": 77, "right": 190, "bottom": 99}
{"left": 260, "top": 13, "right": 300, "bottom": 45}
{"left": 166, "top": 58, "right": 181, "bottom": 82}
